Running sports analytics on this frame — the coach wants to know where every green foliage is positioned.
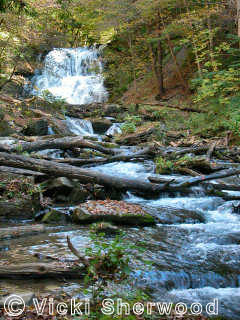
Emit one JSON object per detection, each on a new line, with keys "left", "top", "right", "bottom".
{"left": 0, "top": 0, "right": 27, "bottom": 13}
{"left": 84, "top": 231, "right": 139, "bottom": 284}
{"left": 124, "top": 114, "right": 142, "bottom": 126}
{"left": 81, "top": 231, "right": 152, "bottom": 320}
{"left": 191, "top": 68, "right": 240, "bottom": 107}
{"left": 120, "top": 114, "right": 142, "bottom": 134}
{"left": 41, "top": 90, "right": 67, "bottom": 115}
{"left": 121, "top": 122, "right": 136, "bottom": 134}
{"left": 155, "top": 156, "right": 174, "bottom": 174}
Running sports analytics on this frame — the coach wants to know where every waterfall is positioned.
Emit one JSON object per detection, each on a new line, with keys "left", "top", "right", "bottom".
{"left": 105, "top": 123, "right": 122, "bottom": 136}
{"left": 29, "top": 47, "right": 108, "bottom": 105}
{"left": 65, "top": 116, "right": 94, "bottom": 136}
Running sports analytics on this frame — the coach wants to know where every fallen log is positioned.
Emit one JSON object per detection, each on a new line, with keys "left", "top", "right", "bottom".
{"left": 0, "top": 225, "right": 46, "bottom": 240}
{"left": 207, "top": 189, "right": 240, "bottom": 201}
{"left": 173, "top": 156, "right": 226, "bottom": 174}
{"left": 176, "top": 168, "right": 240, "bottom": 188}
{"left": 116, "top": 127, "right": 155, "bottom": 145}
{"left": 51, "top": 147, "right": 152, "bottom": 166}
{"left": 0, "top": 152, "right": 166, "bottom": 194}
{"left": 0, "top": 262, "right": 85, "bottom": 279}
{"left": 0, "top": 152, "right": 240, "bottom": 194}
{"left": 0, "top": 137, "right": 116, "bottom": 155}
{"left": 203, "top": 182, "right": 240, "bottom": 192}
{"left": 0, "top": 166, "right": 45, "bottom": 176}
{"left": 177, "top": 167, "right": 201, "bottom": 176}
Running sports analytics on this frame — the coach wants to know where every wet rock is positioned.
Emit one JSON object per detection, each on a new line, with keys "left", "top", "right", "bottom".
{"left": 22, "top": 119, "right": 49, "bottom": 136}
{"left": 0, "top": 198, "right": 40, "bottom": 221}
{"left": 0, "top": 120, "right": 14, "bottom": 136}
{"left": 0, "top": 137, "right": 17, "bottom": 148}
{"left": 90, "top": 222, "right": 120, "bottom": 235}
{"left": 72, "top": 200, "right": 156, "bottom": 226}
{"left": 91, "top": 118, "right": 112, "bottom": 134}
{"left": 147, "top": 206, "right": 205, "bottom": 224}
{"left": 68, "top": 184, "right": 107, "bottom": 204}
{"left": 0, "top": 292, "right": 35, "bottom": 307}
{"left": 67, "top": 184, "right": 90, "bottom": 204}
{"left": 115, "top": 127, "right": 155, "bottom": 145}
{"left": 45, "top": 177, "right": 74, "bottom": 193}
{"left": 105, "top": 123, "right": 122, "bottom": 136}
{"left": 104, "top": 104, "right": 122, "bottom": 115}
{"left": 41, "top": 209, "right": 67, "bottom": 224}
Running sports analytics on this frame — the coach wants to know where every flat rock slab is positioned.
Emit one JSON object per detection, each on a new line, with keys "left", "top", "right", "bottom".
{"left": 0, "top": 200, "right": 36, "bottom": 220}
{"left": 0, "top": 292, "right": 35, "bottom": 307}
{"left": 73, "top": 200, "right": 156, "bottom": 226}
{"left": 0, "top": 224, "right": 46, "bottom": 240}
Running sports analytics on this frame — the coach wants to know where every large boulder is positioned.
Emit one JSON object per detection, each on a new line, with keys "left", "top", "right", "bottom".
{"left": 90, "top": 222, "right": 120, "bottom": 235}
{"left": 50, "top": 118, "right": 74, "bottom": 136}
{"left": 41, "top": 208, "right": 68, "bottom": 224}
{"left": 0, "top": 174, "right": 41, "bottom": 221}
{"left": 146, "top": 206, "right": 205, "bottom": 224}
{"left": 72, "top": 200, "right": 156, "bottom": 226}
{"left": 91, "top": 118, "right": 112, "bottom": 134}
{"left": 0, "top": 199, "right": 40, "bottom": 221}
{"left": 45, "top": 177, "right": 74, "bottom": 193}
{"left": 22, "top": 119, "right": 49, "bottom": 136}
{"left": 104, "top": 104, "right": 122, "bottom": 115}
{"left": 0, "top": 120, "right": 14, "bottom": 136}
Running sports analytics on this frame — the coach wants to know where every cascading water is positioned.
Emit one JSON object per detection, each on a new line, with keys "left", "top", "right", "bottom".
{"left": 65, "top": 116, "right": 94, "bottom": 136}
{"left": 29, "top": 47, "right": 108, "bottom": 105}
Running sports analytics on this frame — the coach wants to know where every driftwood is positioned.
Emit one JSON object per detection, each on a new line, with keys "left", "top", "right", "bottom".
{"left": 67, "top": 236, "right": 90, "bottom": 267}
{"left": 177, "top": 167, "right": 201, "bottom": 176}
{"left": 116, "top": 127, "right": 155, "bottom": 145}
{"left": 207, "top": 189, "right": 240, "bottom": 201}
{"left": 0, "top": 137, "right": 116, "bottom": 155}
{"left": 207, "top": 142, "right": 217, "bottom": 160}
{"left": 0, "top": 225, "right": 46, "bottom": 240}
{"left": 175, "top": 168, "right": 240, "bottom": 188}
{"left": 51, "top": 147, "right": 152, "bottom": 166}
{"left": 0, "top": 166, "right": 45, "bottom": 176}
{"left": 203, "top": 182, "right": 240, "bottom": 192}
{"left": 0, "top": 262, "right": 85, "bottom": 279}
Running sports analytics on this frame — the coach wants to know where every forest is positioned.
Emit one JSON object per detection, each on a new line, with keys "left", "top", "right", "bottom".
{"left": 0, "top": 0, "right": 240, "bottom": 319}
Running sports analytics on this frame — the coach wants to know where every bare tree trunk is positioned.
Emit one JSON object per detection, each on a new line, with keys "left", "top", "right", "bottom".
{"left": 149, "top": 41, "right": 164, "bottom": 97}
{"left": 0, "top": 263, "right": 85, "bottom": 279}
{"left": 160, "top": 12, "right": 189, "bottom": 92}
{"left": 183, "top": 0, "right": 202, "bottom": 77}
{"left": 237, "top": 0, "right": 240, "bottom": 40}
{"left": 128, "top": 33, "right": 137, "bottom": 99}
{"left": 0, "top": 136, "right": 116, "bottom": 155}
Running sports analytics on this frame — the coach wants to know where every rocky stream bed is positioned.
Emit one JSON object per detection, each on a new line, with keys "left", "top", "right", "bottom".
{"left": 1, "top": 47, "right": 240, "bottom": 319}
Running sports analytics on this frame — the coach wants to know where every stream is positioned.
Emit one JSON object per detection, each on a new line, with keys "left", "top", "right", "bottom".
{"left": 1, "top": 47, "right": 240, "bottom": 319}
